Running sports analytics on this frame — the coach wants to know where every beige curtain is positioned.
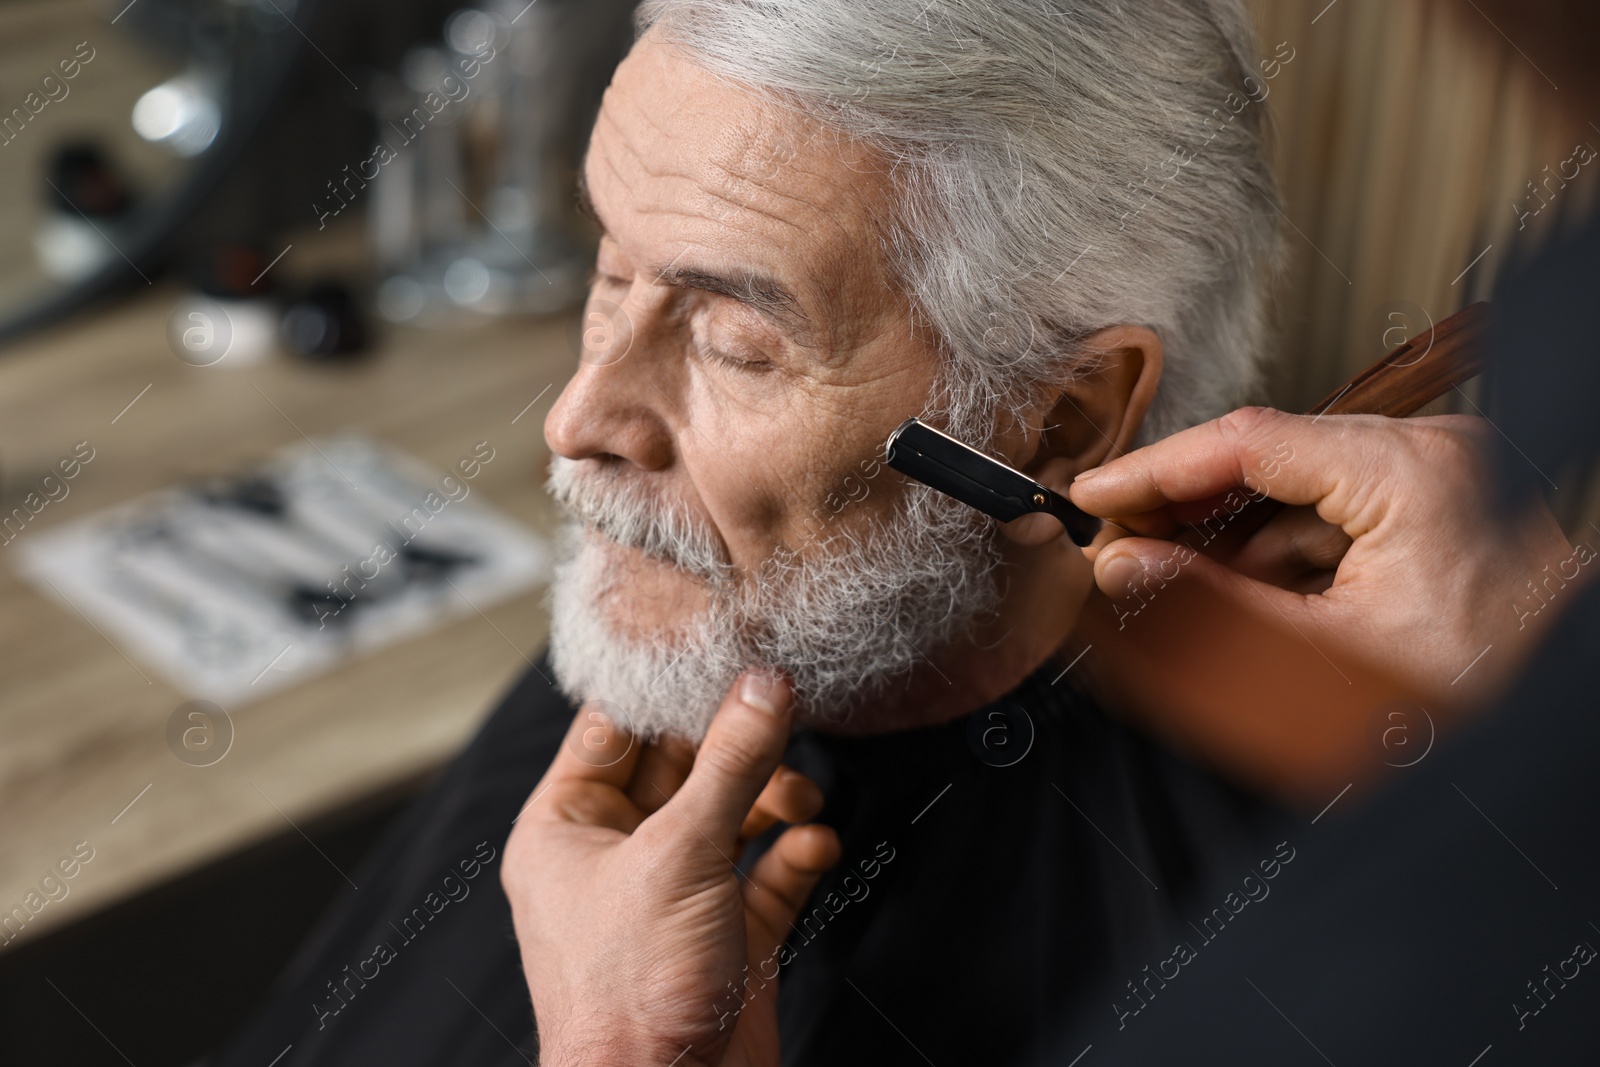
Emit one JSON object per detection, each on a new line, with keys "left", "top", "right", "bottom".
{"left": 1245, "top": 0, "right": 1598, "bottom": 528}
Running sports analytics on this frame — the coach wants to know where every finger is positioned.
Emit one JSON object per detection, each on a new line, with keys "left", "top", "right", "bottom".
{"left": 1094, "top": 533, "right": 1361, "bottom": 642}
{"left": 739, "top": 766, "right": 824, "bottom": 843}
{"left": 538, "top": 702, "right": 644, "bottom": 793}
{"left": 1213, "top": 504, "right": 1354, "bottom": 587}
{"left": 1078, "top": 516, "right": 1140, "bottom": 564}
{"left": 669, "top": 671, "right": 795, "bottom": 850}
{"left": 626, "top": 736, "right": 697, "bottom": 815}
{"left": 1069, "top": 407, "right": 1397, "bottom": 530}
{"left": 1093, "top": 537, "right": 1199, "bottom": 604}
{"left": 533, "top": 777, "right": 645, "bottom": 833}
{"left": 742, "top": 823, "right": 842, "bottom": 953}
{"left": 1094, "top": 535, "right": 1318, "bottom": 627}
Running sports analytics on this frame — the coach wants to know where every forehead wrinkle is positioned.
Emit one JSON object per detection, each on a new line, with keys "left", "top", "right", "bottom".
{"left": 702, "top": 129, "right": 899, "bottom": 304}
{"left": 689, "top": 146, "right": 899, "bottom": 351}
{"left": 597, "top": 111, "right": 831, "bottom": 336}
{"left": 697, "top": 119, "right": 892, "bottom": 252}
{"left": 598, "top": 62, "right": 879, "bottom": 248}
{"left": 586, "top": 115, "right": 641, "bottom": 233}
{"left": 591, "top": 50, "right": 904, "bottom": 358}
{"left": 681, "top": 180, "right": 811, "bottom": 237}
{"left": 596, "top": 94, "right": 810, "bottom": 241}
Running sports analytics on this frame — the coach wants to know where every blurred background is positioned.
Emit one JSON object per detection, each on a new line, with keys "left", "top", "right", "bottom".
{"left": 0, "top": 0, "right": 1593, "bottom": 1063}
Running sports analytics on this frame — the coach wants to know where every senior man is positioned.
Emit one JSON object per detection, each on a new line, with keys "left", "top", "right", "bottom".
{"left": 213, "top": 1, "right": 1289, "bottom": 1064}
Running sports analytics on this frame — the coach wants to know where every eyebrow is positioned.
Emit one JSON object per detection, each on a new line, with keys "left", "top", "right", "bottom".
{"left": 654, "top": 264, "right": 810, "bottom": 334}
{"left": 576, "top": 168, "right": 812, "bottom": 335}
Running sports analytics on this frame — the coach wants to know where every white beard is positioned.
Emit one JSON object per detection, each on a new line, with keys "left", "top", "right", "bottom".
{"left": 545, "top": 449, "right": 1003, "bottom": 742}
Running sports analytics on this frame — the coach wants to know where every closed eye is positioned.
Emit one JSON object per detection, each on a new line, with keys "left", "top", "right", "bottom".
{"left": 693, "top": 335, "right": 772, "bottom": 373}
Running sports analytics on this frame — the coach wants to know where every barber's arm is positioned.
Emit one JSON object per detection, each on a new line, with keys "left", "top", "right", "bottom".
{"left": 502, "top": 673, "right": 838, "bottom": 1067}
{"left": 1067, "top": 406, "right": 1584, "bottom": 799}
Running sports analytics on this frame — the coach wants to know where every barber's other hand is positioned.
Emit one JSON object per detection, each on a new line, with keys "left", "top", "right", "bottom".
{"left": 1073, "top": 408, "right": 1578, "bottom": 704}
{"left": 1065, "top": 408, "right": 1583, "bottom": 800}
{"left": 503, "top": 672, "right": 840, "bottom": 1067}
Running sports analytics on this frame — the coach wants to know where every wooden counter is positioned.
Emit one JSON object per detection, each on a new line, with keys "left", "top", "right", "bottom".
{"left": 0, "top": 279, "right": 576, "bottom": 950}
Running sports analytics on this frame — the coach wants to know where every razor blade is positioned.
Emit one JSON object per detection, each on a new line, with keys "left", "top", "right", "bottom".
{"left": 884, "top": 417, "right": 1100, "bottom": 547}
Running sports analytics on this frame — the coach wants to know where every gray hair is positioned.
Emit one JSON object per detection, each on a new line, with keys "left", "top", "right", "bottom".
{"left": 634, "top": 0, "right": 1284, "bottom": 442}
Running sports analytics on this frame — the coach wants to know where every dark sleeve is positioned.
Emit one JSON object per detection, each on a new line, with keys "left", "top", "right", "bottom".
{"left": 1033, "top": 583, "right": 1600, "bottom": 1065}
{"left": 1486, "top": 219, "right": 1600, "bottom": 509}
{"left": 1031, "top": 216, "right": 1600, "bottom": 1066}
{"left": 206, "top": 657, "right": 574, "bottom": 1067}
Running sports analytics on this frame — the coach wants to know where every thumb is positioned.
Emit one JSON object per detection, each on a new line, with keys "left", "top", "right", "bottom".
{"left": 673, "top": 671, "right": 796, "bottom": 851}
{"left": 1094, "top": 536, "right": 1317, "bottom": 631}
{"left": 742, "top": 823, "right": 841, "bottom": 958}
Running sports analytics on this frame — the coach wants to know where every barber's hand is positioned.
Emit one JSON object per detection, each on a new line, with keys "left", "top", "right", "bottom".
{"left": 1067, "top": 408, "right": 1582, "bottom": 798}
{"left": 503, "top": 672, "right": 840, "bottom": 1067}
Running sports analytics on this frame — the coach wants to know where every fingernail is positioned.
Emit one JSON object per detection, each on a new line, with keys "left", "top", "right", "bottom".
{"left": 740, "top": 671, "right": 789, "bottom": 716}
{"left": 1101, "top": 554, "right": 1143, "bottom": 595}
{"left": 1074, "top": 466, "right": 1103, "bottom": 483}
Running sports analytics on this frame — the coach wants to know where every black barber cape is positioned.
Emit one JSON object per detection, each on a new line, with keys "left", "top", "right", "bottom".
{"left": 208, "top": 659, "right": 1275, "bottom": 1066}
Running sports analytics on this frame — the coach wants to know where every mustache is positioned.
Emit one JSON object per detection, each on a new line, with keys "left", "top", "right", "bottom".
{"left": 545, "top": 457, "right": 733, "bottom": 584}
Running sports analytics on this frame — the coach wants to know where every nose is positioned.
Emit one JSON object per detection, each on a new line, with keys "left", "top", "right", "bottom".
{"left": 544, "top": 292, "right": 675, "bottom": 471}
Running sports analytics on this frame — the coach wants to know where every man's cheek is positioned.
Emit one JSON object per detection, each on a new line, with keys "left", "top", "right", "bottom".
{"left": 674, "top": 444, "right": 781, "bottom": 565}
{"left": 683, "top": 379, "right": 892, "bottom": 562}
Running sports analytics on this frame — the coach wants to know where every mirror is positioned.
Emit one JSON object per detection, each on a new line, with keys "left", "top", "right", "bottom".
{"left": 0, "top": 0, "right": 634, "bottom": 346}
{"left": 0, "top": 0, "right": 311, "bottom": 339}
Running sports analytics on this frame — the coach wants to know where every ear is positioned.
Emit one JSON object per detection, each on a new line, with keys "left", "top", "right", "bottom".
{"left": 1001, "top": 324, "right": 1163, "bottom": 546}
